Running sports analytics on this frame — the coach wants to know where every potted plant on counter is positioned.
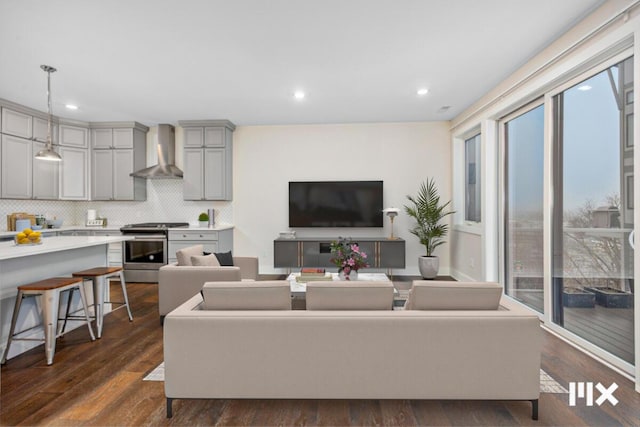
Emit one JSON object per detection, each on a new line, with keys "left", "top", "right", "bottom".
{"left": 198, "top": 212, "right": 209, "bottom": 228}
{"left": 405, "top": 178, "right": 454, "bottom": 279}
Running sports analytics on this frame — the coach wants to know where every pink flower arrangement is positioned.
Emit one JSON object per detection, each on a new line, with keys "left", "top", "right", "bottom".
{"left": 329, "top": 238, "right": 369, "bottom": 277}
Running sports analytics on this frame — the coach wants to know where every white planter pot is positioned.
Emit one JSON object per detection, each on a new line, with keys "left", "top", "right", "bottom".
{"left": 338, "top": 269, "right": 358, "bottom": 281}
{"left": 418, "top": 256, "right": 439, "bottom": 279}
{"left": 199, "top": 221, "right": 208, "bottom": 227}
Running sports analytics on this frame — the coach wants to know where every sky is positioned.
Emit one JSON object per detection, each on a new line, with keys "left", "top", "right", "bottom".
{"left": 506, "top": 60, "right": 630, "bottom": 216}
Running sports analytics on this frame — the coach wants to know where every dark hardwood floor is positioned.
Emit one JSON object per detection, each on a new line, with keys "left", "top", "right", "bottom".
{"left": 1, "top": 281, "right": 639, "bottom": 426}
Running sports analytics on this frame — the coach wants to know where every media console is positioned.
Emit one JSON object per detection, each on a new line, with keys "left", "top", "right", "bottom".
{"left": 274, "top": 237, "right": 405, "bottom": 269}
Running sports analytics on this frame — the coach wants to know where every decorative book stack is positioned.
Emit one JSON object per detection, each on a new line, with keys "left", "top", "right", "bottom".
{"left": 296, "top": 267, "right": 332, "bottom": 282}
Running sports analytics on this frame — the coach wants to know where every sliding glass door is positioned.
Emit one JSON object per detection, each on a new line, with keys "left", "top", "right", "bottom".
{"left": 552, "top": 57, "right": 634, "bottom": 364}
{"left": 503, "top": 103, "right": 545, "bottom": 313}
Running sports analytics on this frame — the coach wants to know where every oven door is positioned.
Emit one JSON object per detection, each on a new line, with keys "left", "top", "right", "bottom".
{"left": 123, "top": 235, "right": 167, "bottom": 270}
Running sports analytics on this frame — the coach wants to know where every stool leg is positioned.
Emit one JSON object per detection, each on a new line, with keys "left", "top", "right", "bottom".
{"left": 60, "top": 287, "right": 76, "bottom": 334}
{"left": 1, "top": 291, "right": 25, "bottom": 364}
{"left": 77, "top": 284, "right": 96, "bottom": 342}
{"left": 119, "top": 270, "right": 133, "bottom": 321}
{"left": 92, "top": 277, "right": 104, "bottom": 339}
{"left": 41, "top": 289, "right": 60, "bottom": 365}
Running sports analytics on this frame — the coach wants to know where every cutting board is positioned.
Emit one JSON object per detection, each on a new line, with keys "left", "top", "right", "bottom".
{"left": 6, "top": 213, "right": 36, "bottom": 231}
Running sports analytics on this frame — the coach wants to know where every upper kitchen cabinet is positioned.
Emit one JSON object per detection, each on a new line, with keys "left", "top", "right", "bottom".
{"left": 89, "top": 122, "right": 148, "bottom": 201}
{"left": 178, "top": 120, "right": 235, "bottom": 201}
{"left": 1, "top": 108, "right": 32, "bottom": 139}
{"left": 32, "top": 140, "right": 60, "bottom": 199}
{"left": 1, "top": 134, "right": 32, "bottom": 199}
{"left": 59, "top": 124, "right": 88, "bottom": 148}
{"left": 0, "top": 103, "right": 60, "bottom": 200}
{"left": 58, "top": 122, "right": 89, "bottom": 200}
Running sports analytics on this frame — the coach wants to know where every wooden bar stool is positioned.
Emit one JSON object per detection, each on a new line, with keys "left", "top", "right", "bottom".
{"left": 69, "top": 266, "right": 133, "bottom": 338}
{"left": 1, "top": 277, "right": 96, "bottom": 365}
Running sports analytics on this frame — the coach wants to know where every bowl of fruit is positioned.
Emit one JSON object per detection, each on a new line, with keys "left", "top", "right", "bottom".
{"left": 15, "top": 228, "right": 43, "bottom": 245}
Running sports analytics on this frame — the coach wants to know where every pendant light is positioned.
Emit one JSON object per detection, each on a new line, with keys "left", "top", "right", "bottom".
{"left": 35, "top": 65, "right": 62, "bottom": 162}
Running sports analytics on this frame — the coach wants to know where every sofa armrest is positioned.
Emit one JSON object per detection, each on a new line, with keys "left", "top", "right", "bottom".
{"left": 158, "top": 264, "right": 242, "bottom": 315}
{"left": 233, "top": 257, "right": 259, "bottom": 280}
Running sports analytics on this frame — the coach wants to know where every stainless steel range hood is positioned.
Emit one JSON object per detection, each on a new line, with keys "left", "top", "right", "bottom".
{"left": 130, "top": 124, "right": 183, "bottom": 179}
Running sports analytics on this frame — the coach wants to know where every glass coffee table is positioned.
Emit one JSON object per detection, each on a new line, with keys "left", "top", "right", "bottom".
{"left": 286, "top": 272, "right": 396, "bottom": 298}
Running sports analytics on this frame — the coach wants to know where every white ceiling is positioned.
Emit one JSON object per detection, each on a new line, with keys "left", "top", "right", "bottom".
{"left": 0, "top": 0, "right": 605, "bottom": 126}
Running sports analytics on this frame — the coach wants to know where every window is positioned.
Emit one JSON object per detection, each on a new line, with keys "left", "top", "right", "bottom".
{"left": 464, "top": 133, "right": 481, "bottom": 222}
{"left": 551, "top": 56, "right": 634, "bottom": 364}
{"left": 503, "top": 104, "right": 545, "bottom": 314}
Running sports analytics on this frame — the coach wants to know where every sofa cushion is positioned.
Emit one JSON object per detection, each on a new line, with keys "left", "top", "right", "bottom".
{"left": 201, "top": 281, "right": 291, "bottom": 310}
{"left": 214, "top": 251, "right": 234, "bottom": 266}
{"left": 191, "top": 254, "right": 221, "bottom": 267}
{"left": 176, "top": 245, "right": 204, "bottom": 266}
{"left": 306, "top": 281, "right": 394, "bottom": 310}
{"left": 404, "top": 281, "right": 502, "bottom": 310}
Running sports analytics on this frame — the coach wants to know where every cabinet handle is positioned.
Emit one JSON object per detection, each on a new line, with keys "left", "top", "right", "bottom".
{"left": 199, "top": 235, "right": 203, "bottom": 238}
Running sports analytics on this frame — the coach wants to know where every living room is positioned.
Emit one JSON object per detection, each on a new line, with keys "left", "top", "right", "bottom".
{"left": 1, "top": 0, "right": 640, "bottom": 425}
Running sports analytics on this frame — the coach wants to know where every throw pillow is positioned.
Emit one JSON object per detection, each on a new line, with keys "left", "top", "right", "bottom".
{"left": 176, "top": 244, "right": 204, "bottom": 266}
{"left": 191, "top": 254, "right": 221, "bottom": 267}
{"left": 306, "top": 281, "right": 394, "bottom": 310}
{"left": 404, "top": 281, "right": 502, "bottom": 310}
{"left": 214, "top": 251, "right": 234, "bottom": 266}
{"left": 201, "top": 281, "right": 291, "bottom": 310}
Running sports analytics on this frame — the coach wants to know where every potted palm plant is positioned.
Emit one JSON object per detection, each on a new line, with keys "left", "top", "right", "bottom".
{"left": 405, "top": 178, "right": 454, "bottom": 279}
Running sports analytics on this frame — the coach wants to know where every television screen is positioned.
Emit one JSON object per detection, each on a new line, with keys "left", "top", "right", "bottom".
{"left": 289, "top": 181, "right": 383, "bottom": 227}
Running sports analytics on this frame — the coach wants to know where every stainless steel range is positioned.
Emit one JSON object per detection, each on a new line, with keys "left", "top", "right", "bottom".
{"left": 120, "top": 222, "right": 189, "bottom": 282}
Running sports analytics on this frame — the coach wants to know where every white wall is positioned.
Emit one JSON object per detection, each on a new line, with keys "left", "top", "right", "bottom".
{"left": 232, "top": 122, "right": 451, "bottom": 275}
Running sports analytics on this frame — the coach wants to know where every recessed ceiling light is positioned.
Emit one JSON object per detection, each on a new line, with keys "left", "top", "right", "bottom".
{"left": 417, "top": 88, "right": 429, "bottom": 96}
{"left": 293, "top": 91, "right": 305, "bottom": 100}
{"left": 65, "top": 104, "right": 78, "bottom": 110}
{"left": 577, "top": 85, "right": 592, "bottom": 91}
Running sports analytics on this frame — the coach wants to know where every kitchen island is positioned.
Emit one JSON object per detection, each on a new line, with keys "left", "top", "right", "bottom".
{"left": 0, "top": 235, "right": 132, "bottom": 361}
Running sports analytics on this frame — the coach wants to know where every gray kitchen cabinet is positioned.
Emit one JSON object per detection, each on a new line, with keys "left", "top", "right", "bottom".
{"left": 178, "top": 120, "right": 235, "bottom": 201}
{"left": 1, "top": 108, "right": 32, "bottom": 139}
{"left": 59, "top": 124, "right": 88, "bottom": 148}
{"left": 59, "top": 145, "right": 88, "bottom": 200}
{"left": 167, "top": 228, "right": 233, "bottom": 264}
{"left": 1, "top": 134, "right": 32, "bottom": 199}
{"left": 273, "top": 237, "right": 406, "bottom": 269}
{"left": 93, "top": 230, "right": 123, "bottom": 267}
{"left": 91, "top": 128, "right": 113, "bottom": 149}
{"left": 33, "top": 117, "right": 52, "bottom": 142}
{"left": 183, "top": 127, "right": 204, "bottom": 147}
{"left": 89, "top": 122, "right": 148, "bottom": 201}
{"left": 58, "top": 122, "right": 89, "bottom": 200}
{"left": 0, "top": 111, "right": 58, "bottom": 200}
{"left": 32, "top": 141, "right": 59, "bottom": 199}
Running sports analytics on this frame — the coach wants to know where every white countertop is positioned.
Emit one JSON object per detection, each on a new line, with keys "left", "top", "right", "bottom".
{"left": 0, "top": 224, "right": 234, "bottom": 238}
{"left": 0, "top": 235, "right": 132, "bottom": 261}
{"left": 0, "top": 225, "right": 122, "bottom": 238}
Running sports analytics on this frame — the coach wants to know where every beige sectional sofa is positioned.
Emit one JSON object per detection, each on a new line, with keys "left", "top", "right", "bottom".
{"left": 163, "top": 280, "right": 542, "bottom": 419}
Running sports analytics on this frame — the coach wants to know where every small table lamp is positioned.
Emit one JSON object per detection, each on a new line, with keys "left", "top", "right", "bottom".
{"left": 382, "top": 207, "right": 400, "bottom": 240}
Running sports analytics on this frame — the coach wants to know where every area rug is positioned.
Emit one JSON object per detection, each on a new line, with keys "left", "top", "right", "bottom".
{"left": 144, "top": 363, "right": 567, "bottom": 394}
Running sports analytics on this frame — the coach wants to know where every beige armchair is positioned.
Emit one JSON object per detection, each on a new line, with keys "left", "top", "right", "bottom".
{"left": 158, "top": 256, "right": 259, "bottom": 320}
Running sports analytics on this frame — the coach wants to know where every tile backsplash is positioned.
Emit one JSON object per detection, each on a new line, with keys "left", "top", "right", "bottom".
{"left": 0, "top": 180, "right": 232, "bottom": 230}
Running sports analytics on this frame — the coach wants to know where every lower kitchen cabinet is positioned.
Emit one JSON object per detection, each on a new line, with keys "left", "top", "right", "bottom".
{"left": 93, "top": 230, "right": 123, "bottom": 267}
{"left": 168, "top": 229, "right": 233, "bottom": 264}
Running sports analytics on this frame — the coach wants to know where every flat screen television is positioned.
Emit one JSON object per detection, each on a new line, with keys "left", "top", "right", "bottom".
{"left": 289, "top": 181, "right": 383, "bottom": 227}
